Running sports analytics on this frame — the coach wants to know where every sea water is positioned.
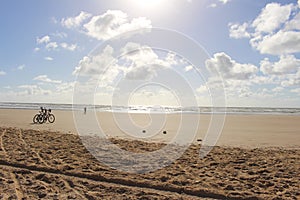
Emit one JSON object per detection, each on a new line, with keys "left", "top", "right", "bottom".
{"left": 0, "top": 102, "right": 300, "bottom": 115}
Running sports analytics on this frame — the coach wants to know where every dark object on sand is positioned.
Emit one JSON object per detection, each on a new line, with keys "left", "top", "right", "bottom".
{"left": 197, "top": 138, "right": 202, "bottom": 142}
{"left": 33, "top": 107, "right": 55, "bottom": 124}
{"left": 142, "top": 130, "right": 146, "bottom": 133}
{"left": 163, "top": 131, "right": 167, "bottom": 134}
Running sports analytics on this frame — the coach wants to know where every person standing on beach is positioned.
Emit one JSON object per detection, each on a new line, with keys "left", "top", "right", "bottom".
{"left": 84, "top": 107, "right": 87, "bottom": 114}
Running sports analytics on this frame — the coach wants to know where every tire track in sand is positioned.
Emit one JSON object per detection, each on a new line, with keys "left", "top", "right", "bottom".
{"left": 0, "top": 159, "right": 226, "bottom": 200}
{"left": 1, "top": 129, "right": 26, "bottom": 199}
{"left": 0, "top": 129, "right": 7, "bottom": 159}
{"left": 10, "top": 171, "right": 25, "bottom": 200}
{"left": 17, "top": 127, "right": 86, "bottom": 200}
{"left": 0, "top": 128, "right": 223, "bottom": 199}
{"left": 61, "top": 178, "right": 88, "bottom": 200}
{"left": 17, "top": 129, "right": 50, "bottom": 168}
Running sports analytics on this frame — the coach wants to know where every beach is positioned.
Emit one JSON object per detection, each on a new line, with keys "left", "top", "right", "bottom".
{"left": 0, "top": 108, "right": 299, "bottom": 199}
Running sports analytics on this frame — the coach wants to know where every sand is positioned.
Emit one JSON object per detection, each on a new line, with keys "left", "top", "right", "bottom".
{"left": 0, "top": 108, "right": 299, "bottom": 199}
{"left": 0, "top": 108, "right": 299, "bottom": 148}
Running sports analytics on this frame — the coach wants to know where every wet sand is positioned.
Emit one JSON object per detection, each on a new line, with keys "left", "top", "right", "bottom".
{"left": 0, "top": 109, "right": 299, "bottom": 148}
{"left": 0, "top": 109, "right": 299, "bottom": 199}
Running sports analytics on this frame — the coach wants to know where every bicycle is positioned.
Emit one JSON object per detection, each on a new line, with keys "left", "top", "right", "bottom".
{"left": 33, "top": 108, "right": 55, "bottom": 124}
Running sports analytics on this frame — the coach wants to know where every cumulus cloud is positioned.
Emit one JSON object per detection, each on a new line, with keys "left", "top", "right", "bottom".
{"left": 229, "top": 23, "right": 250, "bottom": 39}
{"left": 61, "top": 11, "right": 92, "bottom": 29}
{"left": 252, "top": 3, "right": 292, "bottom": 33}
{"left": 59, "top": 10, "right": 152, "bottom": 42}
{"left": 272, "top": 87, "right": 284, "bottom": 93}
{"left": 219, "top": 0, "right": 230, "bottom": 4}
{"left": 254, "top": 30, "right": 300, "bottom": 55}
{"left": 18, "top": 84, "right": 51, "bottom": 96}
{"left": 206, "top": 52, "right": 258, "bottom": 80}
{"left": 60, "top": 43, "right": 78, "bottom": 51}
{"left": 290, "top": 87, "right": 300, "bottom": 94}
{"left": 17, "top": 65, "right": 25, "bottom": 70}
{"left": 33, "top": 75, "right": 62, "bottom": 84}
{"left": 83, "top": 10, "right": 152, "bottom": 40}
{"left": 44, "top": 57, "right": 53, "bottom": 61}
{"left": 46, "top": 42, "right": 58, "bottom": 50}
{"left": 73, "top": 42, "right": 178, "bottom": 84}
{"left": 184, "top": 65, "right": 193, "bottom": 72}
{"left": 51, "top": 31, "right": 68, "bottom": 38}
{"left": 260, "top": 55, "right": 300, "bottom": 75}
{"left": 73, "top": 45, "right": 116, "bottom": 77}
{"left": 284, "top": 12, "right": 300, "bottom": 31}
{"left": 37, "top": 35, "right": 50, "bottom": 44}
{"left": 208, "top": 3, "right": 217, "bottom": 8}
{"left": 0, "top": 70, "right": 6, "bottom": 75}
{"left": 229, "top": 2, "right": 300, "bottom": 55}
{"left": 208, "top": 0, "right": 230, "bottom": 8}
{"left": 196, "top": 85, "right": 209, "bottom": 94}
{"left": 121, "top": 42, "right": 173, "bottom": 80}
{"left": 281, "top": 71, "right": 300, "bottom": 87}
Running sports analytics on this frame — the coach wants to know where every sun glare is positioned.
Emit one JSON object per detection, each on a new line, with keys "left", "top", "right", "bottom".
{"left": 132, "top": 0, "right": 165, "bottom": 9}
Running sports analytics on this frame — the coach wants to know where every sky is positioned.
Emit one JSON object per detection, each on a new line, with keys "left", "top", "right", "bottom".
{"left": 0, "top": 0, "right": 300, "bottom": 107}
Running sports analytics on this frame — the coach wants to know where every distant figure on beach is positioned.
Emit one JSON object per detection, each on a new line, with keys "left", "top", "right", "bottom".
{"left": 84, "top": 107, "right": 87, "bottom": 114}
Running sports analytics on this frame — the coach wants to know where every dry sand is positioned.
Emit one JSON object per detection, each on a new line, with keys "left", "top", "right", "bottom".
{"left": 0, "top": 109, "right": 299, "bottom": 199}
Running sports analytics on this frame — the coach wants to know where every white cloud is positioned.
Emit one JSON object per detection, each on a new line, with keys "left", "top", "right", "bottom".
{"left": 46, "top": 42, "right": 58, "bottom": 50}
{"left": 196, "top": 85, "right": 209, "bottom": 94}
{"left": 208, "top": 0, "right": 230, "bottom": 8}
{"left": 281, "top": 71, "right": 300, "bottom": 87}
{"left": 219, "top": 0, "right": 230, "bottom": 4}
{"left": 260, "top": 55, "right": 300, "bottom": 75}
{"left": 272, "top": 86, "right": 284, "bottom": 93}
{"left": 83, "top": 10, "right": 152, "bottom": 40}
{"left": 17, "top": 65, "right": 25, "bottom": 70}
{"left": 34, "top": 47, "right": 40, "bottom": 52}
{"left": 61, "top": 11, "right": 92, "bottom": 29}
{"left": 230, "top": 2, "right": 300, "bottom": 56}
{"left": 284, "top": 12, "right": 300, "bottom": 31}
{"left": 121, "top": 42, "right": 173, "bottom": 80}
{"left": 251, "top": 75, "right": 277, "bottom": 85}
{"left": 298, "top": 0, "right": 300, "bottom": 8}
{"left": 33, "top": 75, "right": 62, "bottom": 84}
{"left": 37, "top": 35, "right": 50, "bottom": 44}
{"left": 73, "top": 45, "right": 116, "bottom": 77}
{"left": 18, "top": 84, "right": 51, "bottom": 96}
{"left": 291, "top": 87, "right": 300, "bottom": 94}
{"left": 229, "top": 22, "right": 250, "bottom": 39}
{"left": 56, "top": 82, "right": 75, "bottom": 93}
{"left": 252, "top": 3, "right": 292, "bottom": 34}
{"left": 208, "top": 3, "right": 217, "bottom": 8}
{"left": 60, "top": 43, "right": 78, "bottom": 51}
{"left": 254, "top": 30, "right": 300, "bottom": 55}
{"left": 184, "top": 65, "right": 193, "bottom": 72}
{"left": 74, "top": 42, "right": 178, "bottom": 84}
{"left": 44, "top": 57, "right": 53, "bottom": 61}
{"left": 206, "top": 52, "right": 258, "bottom": 80}
{"left": 0, "top": 70, "right": 6, "bottom": 75}
{"left": 51, "top": 31, "right": 68, "bottom": 38}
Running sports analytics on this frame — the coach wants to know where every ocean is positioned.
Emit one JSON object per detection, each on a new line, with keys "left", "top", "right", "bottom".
{"left": 0, "top": 102, "right": 300, "bottom": 115}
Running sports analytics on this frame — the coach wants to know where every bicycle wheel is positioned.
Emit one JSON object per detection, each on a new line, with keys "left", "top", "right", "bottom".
{"left": 33, "top": 114, "right": 39, "bottom": 123}
{"left": 48, "top": 114, "right": 55, "bottom": 123}
{"left": 38, "top": 114, "right": 44, "bottom": 124}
